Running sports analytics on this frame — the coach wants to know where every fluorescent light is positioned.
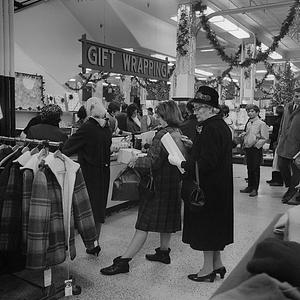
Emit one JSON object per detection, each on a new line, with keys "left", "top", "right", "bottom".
{"left": 269, "top": 52, "right": 283, "bottom": 59}
{"left": 200, "top": 49, "right": 215, "bottom": 52}
{"left": 86, "top": 68, "right": 92, "bottom": 72}
{"left": 151, "top": 54, "right": 176, "bottom": 62}
{"left": 291, "top": 63, "right": 299, "bottom": 72}
{"left": 115, "top": 76, "right": 121, "bottom": 79}
{"left": 122, "top": 48, "right": 134, "bottom": 52}
{"left": 149, "top": 79, "right": 158, "bottom": 82}
{"left": 69, "top": 78, "right": 76, "bottom": 82}
{"left": 195, "top": 68, "right": 213, "bottom": 77}
{"left": 260, "top": 43, "right": 282, "bottom": 59}
{"left": 265, "top": 75, "right": 275, "bottom": 80}
{"left": 256, "top": 70, "right": 267, "bottom": 73}
{"left": 170, "top": 15, "right": 177, "bottom": 22}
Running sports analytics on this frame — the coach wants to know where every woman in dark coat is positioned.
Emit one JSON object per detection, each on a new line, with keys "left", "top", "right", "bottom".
{"left": 63, "top": 97, "right": 112, "bottom": 256}
{"left": 169, "top": 86, "right": 233, "bottom": 282}
{"left": 100, "top": 100, "right": 187, "bottom": 276}
{"left": 126, "top": 103, "right": 141, "bottom": 133}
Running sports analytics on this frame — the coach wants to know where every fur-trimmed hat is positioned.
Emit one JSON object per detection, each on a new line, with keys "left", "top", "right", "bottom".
{"left": 192, "top": 86, "right": 219, "bottom": 108}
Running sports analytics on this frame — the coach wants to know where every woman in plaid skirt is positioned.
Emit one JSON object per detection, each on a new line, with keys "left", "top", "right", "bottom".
{"left": 101, "top": 100, "right": 187, "bottom": 275}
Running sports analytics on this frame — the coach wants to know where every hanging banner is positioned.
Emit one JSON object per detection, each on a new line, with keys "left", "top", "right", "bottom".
{"left": 80, "top": 34, "right": 168, "bottom": 81}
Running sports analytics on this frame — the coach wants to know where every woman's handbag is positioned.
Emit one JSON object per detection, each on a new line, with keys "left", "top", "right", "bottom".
{"left": 138, "top": 169, "right": 155, "bottom": 201}
{"left": 111, "top": 167, "right": 141, "bottom": 201}
{"left": 181, "top": 161, "right": 205, "bottom": 212}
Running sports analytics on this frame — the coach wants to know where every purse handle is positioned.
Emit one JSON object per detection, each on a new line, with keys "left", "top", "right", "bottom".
{"left": 195, "top": 161, "right": 199, "bottom": 185}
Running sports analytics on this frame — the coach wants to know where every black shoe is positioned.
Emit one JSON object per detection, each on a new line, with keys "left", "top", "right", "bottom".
{"left": 240, "top": 187, "right": 252, "bottom": 193}
{"left": 145, "top": 247, "right": 171, "bottom": 264}
{"left": 86, "top": 245, "right": 101, "bottom": 257}
{"left": 249, "top": 190, "right": 258, "bottom": 197}
{"left": 188, "top": 272, "right": 216, "bottom": 282}
{"left": 269, "top": 182, "right": 284, "bottom": 186}
{"left": 100, "top": 256, "right": 132, "bottom": 275}
{"left": 213, "top": 266, "right": 227, "bottom": 279}
{"left": 282, "top": 188, "right": 297, "bottom": 203}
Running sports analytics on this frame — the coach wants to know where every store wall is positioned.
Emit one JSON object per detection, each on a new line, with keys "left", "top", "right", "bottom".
{"left": 14, "top": 0, "right": 91, "bottom": 96}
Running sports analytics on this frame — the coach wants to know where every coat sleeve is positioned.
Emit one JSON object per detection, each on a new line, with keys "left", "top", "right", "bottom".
{"left": 255, "top": 122, "right": 269, "bottom": 149}
{"left": 62, "top": 125, "right": 87, "bottom": 156}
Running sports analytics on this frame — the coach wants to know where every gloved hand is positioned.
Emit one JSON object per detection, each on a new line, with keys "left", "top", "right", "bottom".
{"left": 168, "top": 154, "right": 183, "bottom": 167}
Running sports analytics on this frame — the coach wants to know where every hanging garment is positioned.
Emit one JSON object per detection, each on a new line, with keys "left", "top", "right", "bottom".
{"left": 26, "top": 155, "right": 97, "bottom": 269}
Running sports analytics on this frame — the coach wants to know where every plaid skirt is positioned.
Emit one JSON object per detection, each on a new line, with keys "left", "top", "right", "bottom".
{"left": 135, "top": 188, "right": 182, "bottom": 233}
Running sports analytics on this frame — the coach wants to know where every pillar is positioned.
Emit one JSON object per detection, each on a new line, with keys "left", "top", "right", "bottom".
{"left": 173, "top": 1, "right": 196, "bottom": 101}
{"left": 0, "top": 0, "right": 15, "bottom": 136}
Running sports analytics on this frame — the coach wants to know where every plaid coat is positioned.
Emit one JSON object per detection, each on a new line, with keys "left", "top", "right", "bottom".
{"left": 26, "top": 162, "right": 97, "bottom": 269}
{"left": 134, "top": 127, "right": 186, "bottom": 233}
{"left": 0, "top": 163, "right": 23, "bottom": 251}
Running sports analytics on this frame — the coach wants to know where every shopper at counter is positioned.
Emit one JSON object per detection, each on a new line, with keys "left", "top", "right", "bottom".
{"left": 63, "top": 97, "right": 112, "bottom": 257}
{"left": 168, "top": 86, "right": 233, "bottom": 283}
{"left": 100, "top": 100, "right": 186, "bottom": 276}
{"left": 126, "top": 103, "right": 141, "bottom": 133}
{"left": 116, "top": 103, "right": 128, "bottom": 131}
{"left": 26, "top": 104, "right": 68, "bottom": 143}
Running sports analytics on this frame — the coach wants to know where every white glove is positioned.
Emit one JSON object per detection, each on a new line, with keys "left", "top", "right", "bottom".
{"left": 168, "top": 154, "right": 182, "bottom": 167}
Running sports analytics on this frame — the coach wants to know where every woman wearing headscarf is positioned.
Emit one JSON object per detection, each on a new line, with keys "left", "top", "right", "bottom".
{"left": 63, "top": 97, "right": 112, "bottom": 256}
{"left": 126, "top": 103, "right": 141, "bottom": 133}
{"left": 168, "top": 86, "right": 233, "bottom": 282}
{"left": 26, "top": 104, "right": 68, "bottom": 143}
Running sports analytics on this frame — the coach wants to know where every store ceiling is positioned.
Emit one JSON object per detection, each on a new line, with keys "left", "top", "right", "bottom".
{"left": 14, "top": 0, "right": 300, "bottom": 81}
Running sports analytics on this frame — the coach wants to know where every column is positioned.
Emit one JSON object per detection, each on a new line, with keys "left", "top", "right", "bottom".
{"left": 173, "top": 1, "right": 196, "bottom": 100}
{"left": 119, "top": 75, "right": 131, "bottom": 104}
{"left": 0, "top": 0, "right": 15, "bottom": 136}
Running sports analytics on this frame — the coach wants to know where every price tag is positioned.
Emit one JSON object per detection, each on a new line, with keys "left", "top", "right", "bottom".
{"left": 64, "top": 279, "right": 73, "bottom": 297}
{"left": 44, "top": 268, "right": 52, "bottom": 287}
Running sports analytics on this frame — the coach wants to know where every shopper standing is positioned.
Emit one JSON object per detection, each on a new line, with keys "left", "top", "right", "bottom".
{"left": 168, "top": 86, "right": 233, "bottom": 282}
{"left": 239, "top": 105, "right": 269, "bottom": 197}
{"left": 126, "top": 103, "right": 141, "bottom": 133}
{"left": 100, "top": 100, "right": 186, "bottom": 275}
{"left": 277, "top": 87, "right": 300, "bottom": 204}
{"left": 63, "top": 97, "right": 112, "bottom": 256}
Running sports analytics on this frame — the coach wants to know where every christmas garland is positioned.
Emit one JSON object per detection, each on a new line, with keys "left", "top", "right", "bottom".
{"left": 177, "top": 8, "right": 191, "bottom": 56}
{"left": 195, "top": 0, "right": 300, "bottom": 68}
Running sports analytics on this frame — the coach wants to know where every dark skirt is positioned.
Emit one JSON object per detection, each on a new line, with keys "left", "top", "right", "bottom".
{"left": 135, "top": 191, "right": 182, "bottom": 233}
{"left": 81, "top": 164, "right": 110, "bottom": 223}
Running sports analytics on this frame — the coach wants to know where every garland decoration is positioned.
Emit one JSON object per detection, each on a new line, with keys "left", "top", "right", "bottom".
{"left": 134, "top": 77, "right": 170, "bottom": 100}
{"left": 177, "top": 8, "right": 191, "bottom": 56}
{"left": 194, "top": 0, "right": 300, "bottom": 68}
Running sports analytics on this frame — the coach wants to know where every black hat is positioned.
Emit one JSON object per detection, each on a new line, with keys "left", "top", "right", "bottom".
{"left": 192, "top": 86, "right": 219, "bottom": 108}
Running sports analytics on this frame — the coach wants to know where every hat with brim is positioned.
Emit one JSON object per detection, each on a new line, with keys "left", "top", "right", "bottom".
{"left": 192, "top": 86, "right": 219, "bottom": 108}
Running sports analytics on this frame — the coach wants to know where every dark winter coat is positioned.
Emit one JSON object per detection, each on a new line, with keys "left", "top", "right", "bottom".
{"left": 62, "top": 117, "right": 112, "bottom": 223}
{"left": 181, "top": 115, "right": 233, "bottom": 250}
{"left": 134, "top": 126, "right": 187, "bottom": 233}
{"left": 277, "top": 102, "right": 300, "bottom": 159}
{"left": 179, "top": 115, "right": 198, "bottom": 141}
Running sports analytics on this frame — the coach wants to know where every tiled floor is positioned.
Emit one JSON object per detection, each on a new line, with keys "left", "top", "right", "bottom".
{"left": 64, "top": 164, "right": 289, "bottom": 300}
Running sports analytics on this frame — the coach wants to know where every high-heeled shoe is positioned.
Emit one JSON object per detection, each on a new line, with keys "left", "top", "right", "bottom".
{"left": 86, "top": 245, "right": 101, "bottom": 256}
{"left": 214, "top": 266, "right": 227, "bottom": 279}
{"left": 187, "top": 272, "right": 216, "bottom": 282}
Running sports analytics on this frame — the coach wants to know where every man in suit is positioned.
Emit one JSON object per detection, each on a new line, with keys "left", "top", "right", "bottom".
{"left": 277, "top": 87, "right": 300, "bottom": 204}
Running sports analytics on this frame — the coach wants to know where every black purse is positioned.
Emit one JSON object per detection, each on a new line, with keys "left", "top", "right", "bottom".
{"left": 181, "top": 161, "right": 205, "bottom": 212}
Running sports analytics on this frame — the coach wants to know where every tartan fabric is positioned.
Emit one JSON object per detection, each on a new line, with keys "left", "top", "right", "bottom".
{"left": 26, "top": 165, "right": 97, "bottom": 270}
{"left": 0, "top": 163, "right": 23, "bottom": 251}
{"left": 134, "top": 127, "right": 184, "bottom": 233}
{"left": 22, "top": 169, "right": 34, "bottom": 254}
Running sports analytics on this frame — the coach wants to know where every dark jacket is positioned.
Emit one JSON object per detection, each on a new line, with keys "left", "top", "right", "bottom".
{"left": 26, "top": 124, "right": 68, "bottom": 143}
{"left": 277, "top": 103, "right": 300, "bottom": 159}
{"left": 181, "top": 115, "right": 233, "bottom": 250}
{"left": 179, "top": 115, "right": 198, "bottom": 141}
{"left": 116, "top": 112, "right": 127, "bottom": 131}
{"left": 62, "top": 117, "right": 112, "bottom": 223}
{"left": 126, "top": 117, "right": 141, "bottom": 133}
{"left": 269, "top": 114, "right": 282, "bottom": 151}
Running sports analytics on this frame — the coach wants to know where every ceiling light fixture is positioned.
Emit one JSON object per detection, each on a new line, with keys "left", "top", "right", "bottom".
{"left": 69, "top": 78, "right": 76, "bottom": 82}
{"left": 195, "top": 68, "right": 214, "bottom": 77}
{"left": 200, "top": 49, "right": 215, "bottom": 52}
{"left": 256, "top": 70, "right": 267, "bottom": 73}
{"left": 259, "top": 43, "right": 283, "bottom": 60}
{"left": 151, "top": 54, "right": 176, "bottom": 62}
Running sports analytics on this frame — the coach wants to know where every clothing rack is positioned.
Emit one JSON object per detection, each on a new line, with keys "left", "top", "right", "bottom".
{"left": 0, "top": 136, "right": 63, "bottom": 148}
{"left": 0, "top": 136, "right": 81, "bottom": 298}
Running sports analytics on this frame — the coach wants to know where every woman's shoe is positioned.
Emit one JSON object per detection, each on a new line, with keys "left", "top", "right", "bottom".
{"left": 187, "top": 272, "right": 216, "bottom": 282}
{"left": 145, "top": 247, "right": 171, "bottom": 264}
{"left": 86, "top": 245, "right": 101, "bottom": 257}
{"left": 214, "top": 266, "right": 227, "bottom": 279}
{"left": 100, "top": 256, "right": 132, "bottom": 275}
